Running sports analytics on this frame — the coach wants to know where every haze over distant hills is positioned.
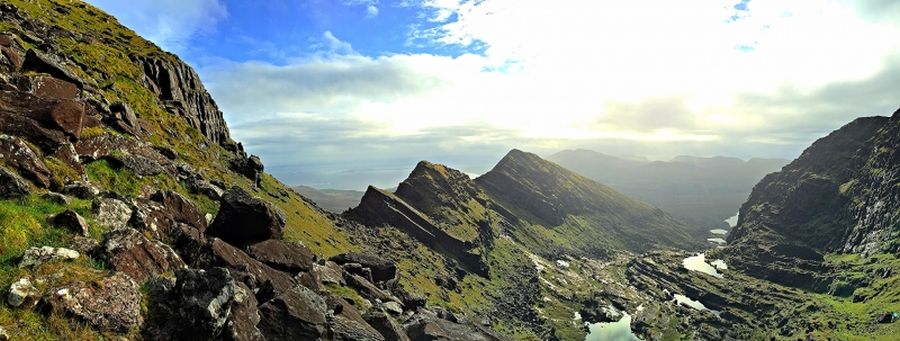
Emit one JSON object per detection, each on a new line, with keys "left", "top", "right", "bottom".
{"left": 547, "top": 150, "right": 789, "bottom": 233}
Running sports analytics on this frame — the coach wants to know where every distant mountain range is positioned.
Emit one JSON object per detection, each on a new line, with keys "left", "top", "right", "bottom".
{"left": 291, "top": 185, "right": 364, "bottom": 213}
{"left": 547, "top": 150, "right": 789, "bottom": 233}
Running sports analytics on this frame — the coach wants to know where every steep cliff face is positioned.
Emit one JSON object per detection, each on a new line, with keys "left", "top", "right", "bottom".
{"left": 134, "top": 55, "right": 230, "bottom": 144}
{"left": 726, "top": 109, "right": 900, "bottom": 291}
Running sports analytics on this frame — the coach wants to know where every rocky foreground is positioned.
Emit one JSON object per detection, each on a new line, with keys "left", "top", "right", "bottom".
{"left": 0, "top": 1, "right": 897, "bottom": 340}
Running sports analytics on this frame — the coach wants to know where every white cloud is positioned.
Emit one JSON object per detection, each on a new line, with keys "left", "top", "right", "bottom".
{"left": 345, "top": 0, "right": 380, "bottom": 18}
{"left": 87, "top": 0, "right": 227, "bottom": 53}
{"left": 201, "top": 0, "right": 900, "bottom": 186}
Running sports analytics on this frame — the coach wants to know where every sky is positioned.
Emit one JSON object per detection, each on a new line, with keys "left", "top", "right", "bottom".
{"left": 87, "top": 0, "right": 900, "bottom": 190}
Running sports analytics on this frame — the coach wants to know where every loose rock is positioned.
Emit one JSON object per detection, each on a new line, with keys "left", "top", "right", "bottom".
{"left": 7, "top": 277, "right": 39, "bottom": 308}
{"left": 62, "top": 181, "right": 99, "bottom": 199}
{"left": 49, "top": 209, "right": 89, "bottom": 236}
{"left": 258, "top": 285, "right": 328, "bottom": 340}
{"left": 331, "top": 252, "right": 397, "bottom": 283}
{"left": 0, "top": 167, "right": 29, "bottom": 199}
{"left": 102, "top": 228, "right": 185, "bottom": 282}
{"left": 246, "top": 239, "right": 315, "bottom": 273}
{"left": 19, "top": 246, "right": 79, "bottom": 268}
{"left": 207, "top": 187, "right": 284, "bottom": 246}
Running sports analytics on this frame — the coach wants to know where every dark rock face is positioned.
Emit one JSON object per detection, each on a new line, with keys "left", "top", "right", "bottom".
{"left": 364, "top": 311, "right": 410, "bottom": 341}
{"left": 326, "top": 295, "right": 385, "bottom": 341}
{"left": 16, "top": 74, "right": 78, "bottom": 100}
{"left": 246, "top": 239, "right": 315, "bottom": 273}
{"left": 207, "top": 187, "right": 285, "bottom": 246}
{"left": 48, "top": 209, "right": 89, "bottom": 236}
{"left": 258, "top": 285, "right": 328, "bottom": 340}
{"left": 231, "top": 154, "right": 264, "bottom": 185}
{"left": 201, "top": 239, "right": 296, "bottom": 302}
{"left": 726, "top": 110, "right": 900, "bottom": 291}
{"left": 0, "top": 167, "right": 29, "bottom": 199}
{"left": 144, "top": 268, "right": 257, "bottom": 340}
{"left": 21, "top": 49, "right": 84, "bottom": 88}
{"left": 149, "top": 190, "right": 208, "bottom": 231}
{"left": 101, "top": 228, "right": 186, "bottom": 282}
{"left": 331, "top": 252, "right": 397, "bottom": 283}
{"left": 134, "top": 55, "right": 230, "bottom": 144}
{"left": 44, "top": 272, "right": 143, "bottom": 332}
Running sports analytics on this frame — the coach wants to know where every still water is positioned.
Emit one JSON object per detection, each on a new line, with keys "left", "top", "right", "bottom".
{"left": 585, "top": 314, "right": 641, "bottom": 341}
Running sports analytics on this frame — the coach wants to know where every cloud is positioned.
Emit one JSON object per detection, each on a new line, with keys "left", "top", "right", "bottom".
{"left": 345, "top": 0, "right": 380, "bottom": 18}
{"left": 86, "top": 0, "right": 227, "bottom": 53}
{"left": 166, "top": 0, "right": 900, "bottom": 187}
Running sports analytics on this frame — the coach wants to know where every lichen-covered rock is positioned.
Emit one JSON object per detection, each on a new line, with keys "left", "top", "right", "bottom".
{"left": 207, "top": 187, "right": 284, "bottom": 246}
{"left": 224, "top": 282, "right": 264, "bottom": 341}
{"left": 246, "top": 239, "right": 315, "bottom": 273}
{"left": 92, "top": 197, "right": 132, "bottom": 231}
{"left": 315, "top": 261, "right": 346, "bottom": 286}
{"left": 144, "top": 268, "right": 253, "bottom": 340}
{"left": 48, "top": 209, "right": 89, "bottom": 236}
{"left": 0, "top": 167, "right": 29, "bottom": 199}
{"left": 18, "top": 246, "right": 79, "bottom": 268}
{"left": 200, "top": 238, "right": 296, "bottom": 302}
{"left": 44, "top": 272, "right": 143, "bottom": 332}
{"left": 258, "top": 285, "right": 328, "bottom": 340}
{"left": 0, "top": 134, "right": 51, "bottom": 188}
{"left": 345, "top": 273, "right": 399, "bottom": 304}
{"left": 7, "top": 277, "right": 39, "bottom": 308}
{"left": 101, "top": 228, "right": 185, "bottom": 282}
{"left": 325, "top": 295, "right": 385, "bottom": 341}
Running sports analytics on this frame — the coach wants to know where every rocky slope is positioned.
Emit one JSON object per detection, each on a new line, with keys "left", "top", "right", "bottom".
{"left": 344, "top": 150, "right": 709, "bottom": 339}
{"left": 476, "top": 149, "right": 700, "bottom": 256}
{"left": 0, "top": 1, "right": 505, "bottom": 340}
{"left": 726, "top": 110, "right": 900, "bottom": 292}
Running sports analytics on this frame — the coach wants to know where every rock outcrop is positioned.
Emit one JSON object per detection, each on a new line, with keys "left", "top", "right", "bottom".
{"left": 207, "top": 187, "right": 285, "bottom": 246}
{"left": 44, "top": 272, "right": 143, "bottom": 332}
{"left": 726, "top": 109, "right": 900, "bottom": 291}
{"left": 134, "top": 55, "right": 230, "bottom": 144}
{"left": 348, "top": 186, "right": 488, "bottom": 276}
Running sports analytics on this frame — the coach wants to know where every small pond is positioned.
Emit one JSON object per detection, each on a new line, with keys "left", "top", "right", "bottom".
{"left": 674, "top": 294, "right": 721, "bottom": 317}
{"left": 682, "top": 253, "right": 725, "bottom": 278}
{"left": 725, "top": 212, "right": 739, "bottom": 227}
{"left": 585, "top": 314, "right": 641, "bottom": 341}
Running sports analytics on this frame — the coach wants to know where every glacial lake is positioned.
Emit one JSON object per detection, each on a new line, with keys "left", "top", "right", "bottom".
{"left": 682, "top": 253, "right": 724, "bottom": 278}
{"left": 725, "top": 212, "right": 739, "bottom": 227}
{"left": 585, "top": 314, "right": 641, "bottom": 341}
{"left": 674, "top": 294, "right": 721, "bottom": 317}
